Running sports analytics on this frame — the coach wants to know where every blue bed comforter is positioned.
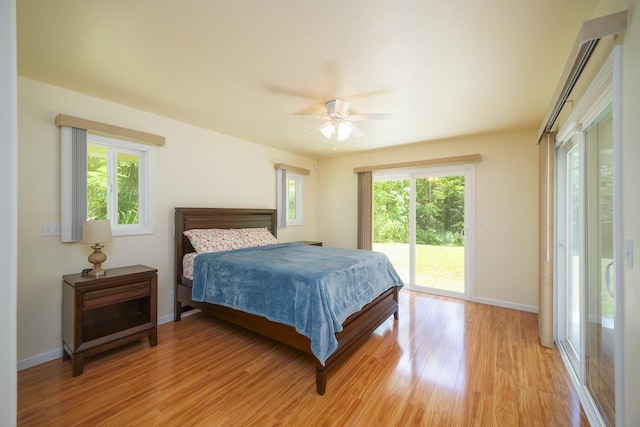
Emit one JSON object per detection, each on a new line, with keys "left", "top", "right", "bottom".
{"left": 192, "top": 243, "right": 403, "bottom": 365}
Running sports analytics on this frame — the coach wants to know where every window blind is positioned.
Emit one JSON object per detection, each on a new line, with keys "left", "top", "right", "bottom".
{"left": 61, "top": 127, "right": 87, "bottom": 242}
{"left": 357, "top": 171, "right": 373, "bottom": 250}
{"left": 276, "top": 169, "right": 287, "bottom": 228}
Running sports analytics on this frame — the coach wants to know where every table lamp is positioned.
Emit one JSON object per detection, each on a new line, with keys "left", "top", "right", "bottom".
{"left": 82, "top": 219, "right": 113, "bottom": 277}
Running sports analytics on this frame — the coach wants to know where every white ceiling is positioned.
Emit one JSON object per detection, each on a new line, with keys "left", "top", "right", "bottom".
{"left": 17, "top": 0, "right": 599, "bottom": 159}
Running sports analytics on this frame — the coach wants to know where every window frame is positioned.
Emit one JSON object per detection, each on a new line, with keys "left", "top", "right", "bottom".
{"left": 286, "top": 172, "right": 304, "bottom": 226}
{"left": 276, "top": 169, "right": 304, "bottom": 227}
{"left": 61, "top": 129, "right": 154, "bottom": 241}
{"left": 87, "top": 133, "right": 153, "bottom": 236}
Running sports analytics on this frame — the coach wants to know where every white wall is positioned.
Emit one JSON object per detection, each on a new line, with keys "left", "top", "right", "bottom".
{"left": 316, "top": 131, "right": 539, "bottom": 310}
{"left": 17, "top": 77, "right": 318, "bottom": 364}
{"left": 0, "top": 0, "right": 17, "bottom": 424}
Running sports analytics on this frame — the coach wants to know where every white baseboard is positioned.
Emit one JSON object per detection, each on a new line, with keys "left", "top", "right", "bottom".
{"left": 18, "top": 348, "right": 63, "bottom": 371}
{"left": 158, "top": 313, "right": 175, "bottom": 325}
{"left": 474, "top": 297, "right": 538, "bottom": 313}
{"left": 17, "top": 309, "right": 200, "bottom": 371}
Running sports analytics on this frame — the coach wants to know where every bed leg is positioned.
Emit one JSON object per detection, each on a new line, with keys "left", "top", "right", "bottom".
{"left": 394, "top": 309, "right": 399, "bottom": 320}
{"left": 174, "top": 301, "right": 182, "bottom": 322}
{"left": 316, "top": 367, "right": 327, "bottom": 395}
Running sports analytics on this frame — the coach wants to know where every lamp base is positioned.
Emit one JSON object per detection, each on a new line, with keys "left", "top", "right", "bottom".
{"left": 87, "top": 265, "right": 106, "bottom": 277}
{"left": 87, "top": 244, "right": 108, "bottom": 277}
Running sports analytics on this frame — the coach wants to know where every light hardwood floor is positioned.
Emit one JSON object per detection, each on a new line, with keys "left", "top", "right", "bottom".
{"left": 18, "top": 290, "right": 589, "bottom": 426}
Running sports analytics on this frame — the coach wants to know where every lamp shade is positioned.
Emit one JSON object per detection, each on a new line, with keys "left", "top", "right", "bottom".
{"left": 82, "top": 219, "right": 113, "bottom": 244}
{"left": 320, "top": 122, "right": 335, "bottom": 139}
{"left": 336, "top": 121, "right": 351, "bottom": 141}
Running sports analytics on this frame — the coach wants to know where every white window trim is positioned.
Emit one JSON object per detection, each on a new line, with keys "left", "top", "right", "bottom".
{"left": 276, "top": 169, "right": 304, "bottom": 227}
{"left": 61, "top": 130, "right": 154, "bottom": 240}
{"left": 87, "top": 134, "right": 154, "bottom": 236}
{"left": 287, "top": 172, "right": 304, "bottom": 226}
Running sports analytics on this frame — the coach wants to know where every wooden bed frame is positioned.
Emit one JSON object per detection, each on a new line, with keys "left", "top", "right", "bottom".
{"left": 174, "top": 207, "right": 399, "bottom": 394}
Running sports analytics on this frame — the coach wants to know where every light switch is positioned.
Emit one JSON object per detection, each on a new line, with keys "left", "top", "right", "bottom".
{"left": 42, "top": 223, "right": 60, "bottom": 236}
{"left": 623, "top": 238, "right": 634, "bottom": 267}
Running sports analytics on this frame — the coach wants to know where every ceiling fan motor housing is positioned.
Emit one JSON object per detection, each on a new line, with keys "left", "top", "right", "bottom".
{"left": 326, "top": 99, "right": 350, "bottom": 118}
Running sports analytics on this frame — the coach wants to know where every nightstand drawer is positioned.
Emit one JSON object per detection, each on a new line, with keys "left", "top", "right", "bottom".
{"left": 83, "top": 281, "right": 150, "bottom": 309}
{"left": 297, "top": 240, "right": 323, "bottom": 246}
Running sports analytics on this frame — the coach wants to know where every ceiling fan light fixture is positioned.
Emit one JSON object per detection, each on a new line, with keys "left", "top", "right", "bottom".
{"left": 320, "top": 122, "right": 335, "bottom": 139}
{"left": 336, "top": 121, "right": 351, "bottom": 141}
{"left": 291, "top": 97, "right": 391, "bottom": 143}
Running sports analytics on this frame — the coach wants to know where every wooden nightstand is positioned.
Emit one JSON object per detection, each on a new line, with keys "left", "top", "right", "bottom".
{"left": 297, "top": 240, "right": 323, "bottom": 246}
{"left": 62, "top": 265, "right": 158, "bottom": 376}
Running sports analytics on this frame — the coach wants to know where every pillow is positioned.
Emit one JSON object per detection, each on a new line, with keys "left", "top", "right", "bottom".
{"left": 184, "top": 227, "right": 279, "bottom": 254}
{"left": 235, "top": 227, "right": 280, "bottom": 247}
{"left": 183, "top": 228, "right": 238, "bottom": 253}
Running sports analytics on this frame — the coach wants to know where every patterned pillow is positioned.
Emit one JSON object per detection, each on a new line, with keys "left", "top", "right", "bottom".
{"left": 184, "top": 228, "right": 279, "bottom": 254}
{"left": 235, "top": 227, "right": 280, "bottom": 247}
{"left": 183, "top": 229, "right": 238, "bottom": 253}
{"left": 182, "top": 252, "right": 197, "bottom": 280}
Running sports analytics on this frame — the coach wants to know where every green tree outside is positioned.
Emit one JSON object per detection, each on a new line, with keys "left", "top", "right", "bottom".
{"left": 374, "top": 176, "right": 465, "bottom": 246}
{"left": 87, "top": 146, "right": 139, "bottom": 224}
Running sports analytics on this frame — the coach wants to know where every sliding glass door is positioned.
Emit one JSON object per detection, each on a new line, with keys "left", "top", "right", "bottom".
{"left": 373, "top": 165, "right": 474, "bottom": 299}
{"left": 585, "top": 112, "right": 615, "bottom": 426}
{"left": 558, "top": 136, "right": 582, "bottom": 370}
{"left": 556, "top": 48, "right": 620, "bottom": 427}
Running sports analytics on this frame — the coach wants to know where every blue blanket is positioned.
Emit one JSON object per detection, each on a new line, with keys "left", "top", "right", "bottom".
{"left": 192, "top": 243, "right": 404, "bottom": 365}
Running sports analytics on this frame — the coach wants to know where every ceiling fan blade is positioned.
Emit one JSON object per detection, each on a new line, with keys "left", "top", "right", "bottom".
{"left": 293, "top": 103, "right": 326, "bottom": 116}
{"left": 287, "top": 114, "right": 329, "bottom": 120}
{"left": 305, "top": 122, "right": 330, "bottom": 135}
{"left": 264, "top": 83, "right": 321, "bottom": 100}
{"left": 348, "top": 113, "right": 393, "bottom": 121}
{"left": 346, "top": 121, "right": 365, "bottom": 138}
{"left": 348, "top": 88, "right": 392, "bottom": 100}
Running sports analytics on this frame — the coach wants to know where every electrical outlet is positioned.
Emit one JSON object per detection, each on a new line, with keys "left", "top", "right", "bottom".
{"left": 42, "top": 223, "right": 61, "bottom": 236}
{"left": 169, "top": 291, "right": 175, "bottom": 302}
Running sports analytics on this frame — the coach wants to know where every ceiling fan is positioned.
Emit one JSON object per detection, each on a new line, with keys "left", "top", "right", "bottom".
{"left": 290, "top": 99, "right": 392, "bottom": 141}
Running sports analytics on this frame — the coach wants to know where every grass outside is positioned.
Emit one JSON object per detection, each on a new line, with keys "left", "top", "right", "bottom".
{"left": 373, "top": 242, "right": 464, "bottom": 292}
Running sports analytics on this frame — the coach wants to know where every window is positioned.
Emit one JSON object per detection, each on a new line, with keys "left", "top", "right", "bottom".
{"left": 61, "top": 129, "right": 153, "bottom": 241}
{"left": 87, "top": 134, "right": 152, "bottom": 234}
{"left": 286, "top": 173, "right": 303, "bottom": 225}
{"left": 276, "top": 168, "right": 305, "bottom": 227}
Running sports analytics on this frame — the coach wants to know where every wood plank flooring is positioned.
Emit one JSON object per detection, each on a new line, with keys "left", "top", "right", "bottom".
{"left": 18, "top": 290, "right": 589, "bottom": 426}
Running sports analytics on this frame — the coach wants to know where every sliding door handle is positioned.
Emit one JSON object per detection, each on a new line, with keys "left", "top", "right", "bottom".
{"left": 461, "top": 228, "right": 468, "bottom": 240}
{"left": 605, "top": 261, "right": 615, "bottom": 298}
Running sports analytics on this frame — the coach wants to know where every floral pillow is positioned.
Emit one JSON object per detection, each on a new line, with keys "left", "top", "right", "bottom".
{"left": 184, "top": 227, "right": 279, "bottom": 254}
{"left": 183, "top": 229, "right": 238, "bottom": 253}
{"left": 235, "top": 227, "right": 280, "bottom": 247}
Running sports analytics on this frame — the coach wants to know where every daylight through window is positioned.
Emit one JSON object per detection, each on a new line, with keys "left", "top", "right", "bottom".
{"left": 86, "top": 134, "right": 152, "bottom": 234}
{"left": 61, "top": 129, "right": 154, "bottom": 241}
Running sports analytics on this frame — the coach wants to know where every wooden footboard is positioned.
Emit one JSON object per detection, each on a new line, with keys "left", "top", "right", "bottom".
{"left": 176, "top": 282, "right": 398, "bottom": 394}
{"left": 316, "top": 286, "right": 398, "bottom": 394}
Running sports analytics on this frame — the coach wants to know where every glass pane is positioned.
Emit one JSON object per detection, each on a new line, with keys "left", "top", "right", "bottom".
{"left": 373, "top": 179, "right": 410, "bottom": 285}
{"left": 117, "top": 152, "right": 139, "bottom": 225}
{"left": 414, "top": 176, "right": 465, "bottom": 292}
{"left": 87, "top": 144, "right": 108, "bottom": 220}
{"left": 287, "top": 178, "right": 297, "bottom": 220}
{"left": 586, "top": 112, "right": 615, "bottom": 427}
{"left": 566, "top": 143, "right": 581, "bottom": 359}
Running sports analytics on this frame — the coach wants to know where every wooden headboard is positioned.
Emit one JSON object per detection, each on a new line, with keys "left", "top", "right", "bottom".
{"left": 174, "top": 207, "right": 277, "bottom": 284}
